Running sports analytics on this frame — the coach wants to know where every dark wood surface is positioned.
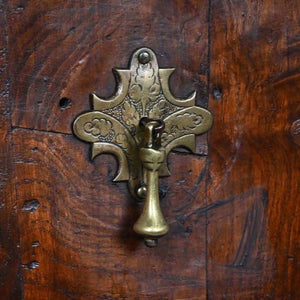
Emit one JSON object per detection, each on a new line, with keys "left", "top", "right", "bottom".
{"left": 0, "top": 4, "right": 22, "bottom": 299}
{"left": 0, "top": 0, "right": 299, "bottom": 299}
{"left": 14, "top": 129, "right": 207, "bottom": 299}
{"left": 208, "top": 1, "right": 300, "bottom": 298}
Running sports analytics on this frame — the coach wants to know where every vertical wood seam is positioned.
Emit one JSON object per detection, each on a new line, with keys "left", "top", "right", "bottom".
{"left": 0, "top": 1, "right": 24, "bottom": 297}
{"left": 205, "top": 0, "right": 213, "bottom": 299}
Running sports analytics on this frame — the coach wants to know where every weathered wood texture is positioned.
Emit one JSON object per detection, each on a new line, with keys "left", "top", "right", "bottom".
{"left": 208, "top": 0, "right": 300, "bottom": 298}
{"left": 4, "top": 0, "right": 210, "bottom": 299}
{"left": 1, "top": 0, "right": 300, "bottom": 299}
{"left": 14, "top": 129, "right": 207, "bottom": 299}
{"left": 0, "top": 4, "right": 22, "bottom": 299}
{"left": 7, "top": 0, "right": 209, "bottom": 134}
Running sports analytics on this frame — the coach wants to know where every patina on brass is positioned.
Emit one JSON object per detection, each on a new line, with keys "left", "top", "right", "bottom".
{"left": 133, "top": 118, "right": 169, "bottom": 247}
{"left": 73, "top": 47, "right": 213, "bottom": 246}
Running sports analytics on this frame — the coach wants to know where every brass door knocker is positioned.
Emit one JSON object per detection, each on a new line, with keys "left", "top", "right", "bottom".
{"left": 73, "top": 47, "right": 213, "bottom": 247}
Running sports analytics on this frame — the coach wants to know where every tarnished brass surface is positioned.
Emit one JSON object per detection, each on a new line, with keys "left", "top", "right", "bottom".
{"left": 133, "top": 118, "right": 169, "bottom": 246}
{"left": 73, "top": 47, "right": 213, "bottom": 245}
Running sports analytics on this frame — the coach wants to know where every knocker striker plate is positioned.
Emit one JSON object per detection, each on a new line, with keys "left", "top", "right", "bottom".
{"left": 73, "top": 47, "right": 213, "bottom": 246}
{"left": 73, "top": 47, "right": 213, "bottom": 198}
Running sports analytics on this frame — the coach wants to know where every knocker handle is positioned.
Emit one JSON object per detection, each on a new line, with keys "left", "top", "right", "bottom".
{"left": 139, "top": 117, "right": 165, "bottom": 148}
{"left": 73, "top": 47, "right": 213, "bottom": 247}
{"left": 133, "top": 118, "right": 169, "bottom": 247}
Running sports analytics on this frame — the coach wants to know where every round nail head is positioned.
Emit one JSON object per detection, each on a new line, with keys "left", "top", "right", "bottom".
{"left": 138, "top": 51, "right": 150, "bottom": 64}
{"left": 137, "top": 186, "right": 147, "bottom": 199}
{"left": 144, "top": 238, "right": 158, "bottom": 247}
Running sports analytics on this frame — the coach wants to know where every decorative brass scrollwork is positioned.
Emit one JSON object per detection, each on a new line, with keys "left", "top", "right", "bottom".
{"left": 73, "top": 47, "right": 213, "bottom": 246}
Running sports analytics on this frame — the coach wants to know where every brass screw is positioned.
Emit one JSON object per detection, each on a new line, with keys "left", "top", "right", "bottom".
{"left": 138, "top": 51, "right": 150, "bottom": 64}
{"left": 136, "top": 185, "right": 147, "bottom": 199}
{"left": 144, "top": 238, "right": 158, "bottom": 247}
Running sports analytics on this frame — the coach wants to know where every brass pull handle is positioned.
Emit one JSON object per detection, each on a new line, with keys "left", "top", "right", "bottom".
{"left": 133, "top": 118, "right": 169, "bottom": 247}
{"left": 73, "top": 47, "right": 213, "bottom": 247}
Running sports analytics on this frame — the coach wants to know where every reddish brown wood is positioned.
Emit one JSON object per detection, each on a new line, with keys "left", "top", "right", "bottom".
{"left": 1, "top": 0, "right": 300, "bottom": 299}
{"left": 6, "top": 0, "right": 209, "bottom": 136}
{"left": 3, "top": 1, "right": 210, "bottom": 298}
{"left": 14, "top": 129, "right": 207, "bottom": 299}
{"left": 208, "top": 0, "right": 300, "bottom": 298}
{"left": 0, "top": 5, "right": 22, "bottom": 299}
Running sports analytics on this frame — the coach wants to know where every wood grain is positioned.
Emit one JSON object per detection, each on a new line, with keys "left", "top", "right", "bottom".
{"left": 3, "top": 1, "right": 210, "bottom": 297}
{"left": 1, "top": 0, "right": 300, "bottom": 298}
{"left": 14, "top": 129, "right": 207, "bottom": 299}
{"left": 0, "top": 4, "right": 22, "bottom": 299}
{"left": 6, "top": 0, "right": 209, "bottom": 136}
{"left": 208, "top": 0, "right": 300, "bottom": 298}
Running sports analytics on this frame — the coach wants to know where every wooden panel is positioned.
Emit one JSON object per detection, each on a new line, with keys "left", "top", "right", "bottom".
{"left": 3, "top": 1, "right": 212, "bottom": 298}
{"left": 3, "top": 0, "right": 299, "bottom": 298}
{"left": 14, "top": 129, "right": 208, "bottom": 299}
{"left": 6, "top": 0, "right": 209, "bottom": 138}
{"left": 208, "top": 0, "right": 300, "bottom": 298}
{"left": 0, "top": 6, "right": 22, "bottom": 299}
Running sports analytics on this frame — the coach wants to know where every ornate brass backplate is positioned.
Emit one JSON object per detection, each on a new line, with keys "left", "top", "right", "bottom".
{"left": 73, "top": 47, "right": 213, "bottom": 245}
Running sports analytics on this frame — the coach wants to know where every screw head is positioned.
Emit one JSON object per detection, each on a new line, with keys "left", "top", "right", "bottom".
{"left": 136, "top": 185, "right": 147, "bottom": 199}
{"left": 144, "top": 238, "right": 158, "bottom": 247}
{"left": 138, "top": 51, "right": 151, "bottom": 64}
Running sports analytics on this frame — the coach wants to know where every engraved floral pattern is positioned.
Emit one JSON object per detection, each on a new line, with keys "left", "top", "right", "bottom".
{"left": 73, "top": 47, "right": 212, "bottom": 183}
{"left": 115, "top": 133, "right": 129, "bottom": 150}
{"left": 84, "top": 118, "right": 114, "bottom": 141}
{"left": 129, "top": 83, "right": 161, "bottom": 103}
{"left": 161, "top": 112, "right": 204, "bottom": 144}
{"left": 122, "top": 102, "right": 140, "bottom": 126}
{"left": 129, "top": 62, "right": 161, "bottom": 115}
